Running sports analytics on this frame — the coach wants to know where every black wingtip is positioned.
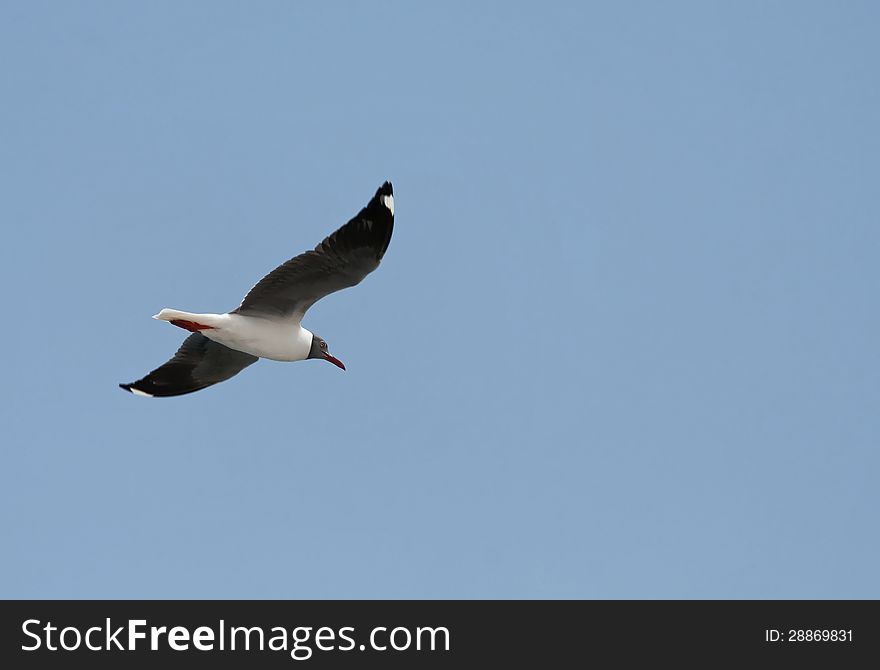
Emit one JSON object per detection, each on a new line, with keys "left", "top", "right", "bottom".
{"left": 377, "top": 180, "right": 393, "bottom": 196}
{"left": 119, "top": 383, "right": 132, "bottom": 393}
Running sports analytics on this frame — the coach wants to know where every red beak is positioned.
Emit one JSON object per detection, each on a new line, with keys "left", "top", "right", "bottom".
{"left": 323, "top": 353, "right": 346, "bottom": 370}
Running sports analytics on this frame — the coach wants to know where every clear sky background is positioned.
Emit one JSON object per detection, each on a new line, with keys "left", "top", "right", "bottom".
{"left": 1, "top": 2, "right": 877, "bottom": 598}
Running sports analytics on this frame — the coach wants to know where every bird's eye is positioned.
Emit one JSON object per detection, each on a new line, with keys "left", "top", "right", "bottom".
{"left": 321, "top": 341, "right": 327, "bottom": 350}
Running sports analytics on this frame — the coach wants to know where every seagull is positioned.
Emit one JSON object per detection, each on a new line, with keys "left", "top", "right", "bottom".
{"left": 120, "top": 181, "right": 394, "bottom": 397}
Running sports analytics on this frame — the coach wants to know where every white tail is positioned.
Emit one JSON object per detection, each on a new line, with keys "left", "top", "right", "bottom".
{"left": 152, "top": 308, "right": 225, "bottom": 329}
{"left": 153, "top": 308, "right": 198, "bottom": 322}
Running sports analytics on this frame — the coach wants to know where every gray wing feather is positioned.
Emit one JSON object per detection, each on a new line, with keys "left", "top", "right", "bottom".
{"left": 120, "top": 333, "right": 259, "bottom": 397}
{"left": 233, "top": 182, "right": 393, "bottom": 321}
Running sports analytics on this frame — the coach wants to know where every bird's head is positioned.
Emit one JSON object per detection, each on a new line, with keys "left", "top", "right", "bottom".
{"left": 308, "top": 334, "right": 346, "bottom": 370}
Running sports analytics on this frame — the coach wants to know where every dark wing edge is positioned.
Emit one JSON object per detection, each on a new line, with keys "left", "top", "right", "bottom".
{"left": 233, "top": 181, "right": 394, "bottom": 320}
{"left": 119, "top": 333, "right": 259, "bottom": 398}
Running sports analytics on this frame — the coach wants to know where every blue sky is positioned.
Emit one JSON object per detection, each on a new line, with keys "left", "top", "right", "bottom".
{"left": 1, "top": 1, "right": 877, "bottom": 598}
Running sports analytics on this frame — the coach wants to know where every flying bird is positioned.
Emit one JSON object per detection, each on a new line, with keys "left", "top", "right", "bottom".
{"left": 120, "top": 181, "right": 394, "bottom": 397}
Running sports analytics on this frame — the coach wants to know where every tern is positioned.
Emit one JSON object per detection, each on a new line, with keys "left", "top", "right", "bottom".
{"left": 120, "top": 181, "right": 394, "bottom": 397}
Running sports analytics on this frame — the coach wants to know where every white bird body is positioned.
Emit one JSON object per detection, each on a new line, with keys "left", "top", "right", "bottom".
{"left": 152, "top": 309, "right": 313, "bottom": 362}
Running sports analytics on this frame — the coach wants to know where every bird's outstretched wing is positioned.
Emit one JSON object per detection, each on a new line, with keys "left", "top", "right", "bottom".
{"left": 233, "top": 181, "right": 394, "bottom": 322}
{"left": 119, "top": 333, "right": 259, "bottom": 398}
